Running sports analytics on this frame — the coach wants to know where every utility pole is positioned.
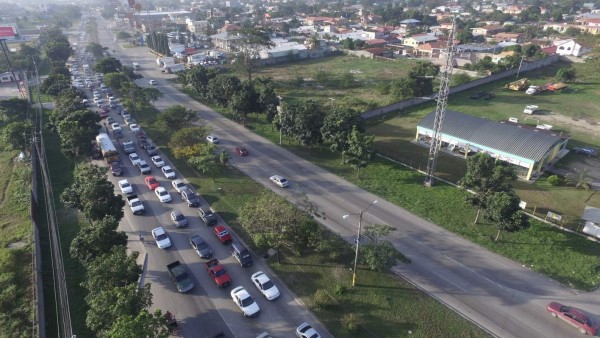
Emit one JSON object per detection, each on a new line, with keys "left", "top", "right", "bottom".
{"left": 343, "top": 200, "right": 378, "bottom": 287}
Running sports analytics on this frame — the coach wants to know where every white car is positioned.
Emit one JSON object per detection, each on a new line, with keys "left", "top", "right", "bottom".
{"left": 129, "top": 124, "right": 140, "bottom": 133}
{"left": 251, "top": 271, "right": 280, "bottom": 301}
{"left": 111, "top": 123, "right": 121, "bottom": 131}
{"left": 151, "top": 226, "right": 172, "bottom": 249}
{"left": 206, "top": 135, "right": 219, "bottom": 144}
{"left": 270, "top": 175, "right": 290, "bottom": 188}
{"left": 124, "top": 117, "right": 135, "bottom": 126}
{"left": 296, "top": 323, "right": 321, "bottom": 338}
{"left": 230, "top": 286, "right": 260, "bottom": 317}
{"left": 108, "top": 96, "right": 116, "bottom": 102}
{"left": 118, "top": 179, "right": 133, "bottom": 194}
{"left": 148, "top": 79, "right": 157, "bottom": 85}
{"left": 151, "top": 155, "right": 165, "bottom": 167}
{"left": 128, "top": 152, "right": 141, "bottom": 166}
{"left": 161, "top": 165, "right": 176, "bottom": 179}
{"left": 154, "top": 186, "right": 172, "bottom": 203}
{"left": 172, "top": 179, "right": 188, "bottom": 194}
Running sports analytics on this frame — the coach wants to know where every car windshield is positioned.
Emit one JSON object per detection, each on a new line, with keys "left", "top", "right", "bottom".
{"left": 187, "top": 192, "right": 197, "bottom": 199}
{"left": 121, "top": 183, "right": 130, "bottom": 188}
{"left": 174, "top": 214, "right": 184, "bottom": 221}
{"left": 197, "top": 242, "right": 208, "bottom": 249}
{"left": 205, "top": 211, "right": 214, "bottom": 216}
{"left": 262, "top": 280, "right": 274, "bottom": 290}
{"left": 164, "top": 168, "right": 173, "bottom": 173}
{"left": 149, "top": 179, "right": 157, "bottom": 184}
{"left": 219, "top": 230, "right": 228, "bottom": 237}
{"left": 159, "top": 191, "right": 168, "bottom": 196}
{"left": 240, "top": 295, "right": 254, "bottom": 307}
{"left": 214, "top": 269, "right": 226, "bottom": 277}
{"left": 280, "top": 178, "right": 288, "bottom": 183}
{"left": 156, "top": 233, "right": 167, "bottom": 241}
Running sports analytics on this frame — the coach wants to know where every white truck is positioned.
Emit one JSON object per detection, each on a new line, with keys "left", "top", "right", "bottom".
{"left": 132, "top": 62, "right": 140, "bottom": 70}
{"left": 126, "top": 195, "right": 145, "bottom": 215}
{"left": 523, "top": 105, "right": 539, "bottom": 114}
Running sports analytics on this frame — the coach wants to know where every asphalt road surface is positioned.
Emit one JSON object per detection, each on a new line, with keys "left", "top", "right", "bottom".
{"left": 94, "top": 18, "right": 600, "bottom": 338}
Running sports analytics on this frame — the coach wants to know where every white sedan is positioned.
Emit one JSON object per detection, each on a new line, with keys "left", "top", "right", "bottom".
{"left": 251, "top": 271, "right": 280, "bottom": 301}
{"left": 270, "top": 175, "right": 290, "bottom": 188}
{"left": 118, "top": 179, "right": 133, "bottom": 194}
{"left": 230, "top": 286, "right": 260, "bottom": 317}
{"left": 154, "top": 186, "right": 172, "bottom": 203}
{"left": 128, "top": 153, "right": 141, "bottom": 166}
{"left": 206, "top": 135, "right": 219, "bottom": 144}
{"left": 151, "top": 155, "right": 165, "bottom": 167}
{"left": 172, "top": 179, "right": 188, "bottom": 194}
{"left": 161, "top": 165, "right": 176, "bottom": 179}
{"left": 129, "top": 124, "right": 140, "bottom": 133}
{"left": 111, "top": 123, "right": 121, "bottom": 131}
{"left": 151, "top": 226, "right": 171, "bottom": 249}
{"left": 148, "top": 79, "right": 157, "bottom": 85}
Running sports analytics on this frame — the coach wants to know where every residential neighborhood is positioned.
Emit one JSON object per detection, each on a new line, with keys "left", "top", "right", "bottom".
{"left": 1, "top": 0, "right": 600, "bottom": 337}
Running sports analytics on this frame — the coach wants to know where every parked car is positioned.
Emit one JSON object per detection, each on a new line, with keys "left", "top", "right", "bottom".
{"left": 230, "top": 286, "right": 260, "bottom": 317}
{"left": 572, "top": 147, "right": 598, "bottom": 157}
{"left": 547, "top": 302, "right": 598, "bottom": 335}
{"left": 172, "top": 179, "right": 188, "bottom": 194}
{"left": 145, "top": 144, "right": 158, "bottom": 156}
{"left": 198, "top": 208, "right": 218, "bottom": 226}
{"left": 170, "top": 210, "right": 188, "bottom": 228}
{"left": 129, "top": 123, "right": 140, "bottom": 133}
{"left": 155, "top": 187, "right": 172, "bottom": 203}
{"left": 149, "top": 79, "right": 157, "bottom": 85}
{"left": 235, "top": 146, "right": 248, "bottom": 156}
{"left": 118, "top": 179, "right": 133, "bottom": 194}
{"left": 189, "top": 235, "right": 212, "bottom": 259}
{"left": 110, "top": 161, "right": 123, "bottom": 176}
{"left": 251, "top": 271, "right": 280, "bottom": 301}
{"left": 152, "top": 226, "right": 172, "bottom": 249}
{"left": 181, "top": 190, "right": 201, "bottom": 207}
{"left": 296, "top": 323, "right": 321, "bottom": 338}
{"left": 151, "top": 155, "right": 165, "bottom": 167}
{"left": 128, "top": 153, "right": 141, "bottom": 166}
{"left": 144, "top": 176, "right": 159, "bottom": 190}
{"left": 206, "top": 135, "right": 219, "bottom": 144}
{"left": 213, "top": 225, "right": 232, "bottom": 244}
{"left": 270, "top": 175, "right": 290, "bottom": 188}
{"left": 137, "top": 160, "right": 151, "bottom": 175}
{"left": 161, "top": 165, "right": 176, "bottom": 179}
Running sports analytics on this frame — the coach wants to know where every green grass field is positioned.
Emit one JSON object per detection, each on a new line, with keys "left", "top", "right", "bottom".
{"left": 0, "top": 148, "right": 34, "bottom": 336}
{"left": 233, "top": 55, "right": 420, "bottom": 110}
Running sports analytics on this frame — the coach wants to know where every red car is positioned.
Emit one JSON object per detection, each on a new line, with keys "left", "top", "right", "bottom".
{"left": 547, "top": 302, "right": 598, "bottom": 335}
{"left": 235, "top": 146, "right": 248, "bottom": 156}
{"left": 145, "top": 176, "right": 159, "bottom": 190}
{"left": 213, "top": 225, "right": 232, "bottom": 244}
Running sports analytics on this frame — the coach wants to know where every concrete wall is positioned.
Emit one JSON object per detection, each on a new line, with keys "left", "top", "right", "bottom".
{"left": 362, "top": 54, "right": 561, "bottom": 119}
{"left": 30, "top": 141, "right": 45, "bottom": 338}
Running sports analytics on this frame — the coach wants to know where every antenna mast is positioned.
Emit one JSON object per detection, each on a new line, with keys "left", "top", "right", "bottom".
{"left": 424, "top": 16, "right": 457, "bottom": 187}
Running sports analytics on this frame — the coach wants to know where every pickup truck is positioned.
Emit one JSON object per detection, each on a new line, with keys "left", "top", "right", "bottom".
{"left": 122, "top": 140, "right": 135, "bottom": 154}
{"left": 206, "top": 259, "right": 231, "bottom": 288}
{"left": 125, "top": 195, "right": 145, "bottom": 215}
{"left": 167, "top": 261, "right": 194, "bottom": 293}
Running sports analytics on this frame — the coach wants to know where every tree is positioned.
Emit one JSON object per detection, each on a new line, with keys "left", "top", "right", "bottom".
{"left": 44, "top": 39, "right": 71, "bottom": 62}
{"left": 360, "top": 224, "right": 403, "bottom": 271}
{"left": 1, "top": 121, "right": 33, "bottom": 151}
{"left": 451, "top": 73, "right": 473, "bottom": 86}
{"left": 83, "top": 246, "right": 141, "bottom": 291}
{"left": 566, "top": 168, "right": 592, "bottom": 190}
{"left": 70, "top": 217, "right": 128, "bottom": 265}
{"left": 169, "top": 126, "right": 211, "bottom": 151}
{"left": 555, "top": 67, "right": 576, "bottom": 82}
{"left": 228, "top": 82, "right": 259, "bottom": 123}
{"left": 390, "top": 77, "right": 416, "bottom": 99}
{"left": 459, "top": 153, "right": 517, "bottom": 224}
{"left": 40, "top": 74, "right": 71, "bottom": 96}
{"left": 85, "top": 283, "right": 153, "bottom": 335}
{"left": 54, "top": 110, "right": 100, "bottom": 159}
{"left": 254, "top": 77, "right": 278, "bottom": 122}
{"left": 93, "top": 57, "right": 122, "bottom": 74}
{"left": 0, "top": 98, "right": 30, "bottom": 122}
{"left": 107, "top": 309, "right": 170, "bottom": 338}
{"left": 219, "top": 150, "right": 229, "bottom": 175}
{"left": 206, "top": 74, "right": 242, "bottom": 106}
{"left": 154, "top": 105, "right": 197, "bottom": 130}
{"left": 143, "top": 87, "right": 162, "bottom": 106}
{"left": 233, "top": 28, "right": 274, "bottom": 81}
{"left": 186, "top": 65, "right": 221, "bottom": 95}
{"left": 485, "top": 191, "right": 527, "bottom": 242}
{"left": 188, "top": 145, "right": 218, "bottom": 178}
{"left": 86, "top": 42, "right": 106, "bottom": 59}
{"left": 61, "top": 165, "right": 125, "bottom": 222}
{"left": 343, "top": 126, "right": 374, "bottom": 177}
{"left": 283, "top": 101, "right": 324, "bottom": 148}
{"left": 321, "top": 106, "right": 364, "bottom": 163}
{"left": 103, "top": 72, "right": 130, "bottom": 91}
{"left": 239, "top": 191, "right": 318, "bottom": 262}
{"left": 49, "top": 61, "right": 71, "bottom": 77}
{"left": 116, "top": 31, "right": 132, "bottom": 40}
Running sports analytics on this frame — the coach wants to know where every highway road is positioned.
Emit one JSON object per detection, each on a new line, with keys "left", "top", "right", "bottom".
{"left": 95, "top": 17, "right": 600, "bottom": 338}
{"left": 88, "top": 21, "right": 331, "bottom": 338}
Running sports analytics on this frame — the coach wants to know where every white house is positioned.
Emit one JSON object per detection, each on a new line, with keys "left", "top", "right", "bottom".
{"left": 553, "top": 39, "right": 591, "bottom": 57}
{"left": 0, "top": 72, "right": 20, "bottom": 83}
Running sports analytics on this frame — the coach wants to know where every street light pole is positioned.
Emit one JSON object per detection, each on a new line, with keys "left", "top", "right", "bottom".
{"left": 343, "top": 200, "right": 378, "bottom": 287}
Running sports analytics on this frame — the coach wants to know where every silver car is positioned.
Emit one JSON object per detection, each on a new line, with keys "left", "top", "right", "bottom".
{"left": 170, "top": 210, "right": 188, "bottom": 228}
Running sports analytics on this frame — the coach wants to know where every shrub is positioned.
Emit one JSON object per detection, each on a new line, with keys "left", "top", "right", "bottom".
{"left": 333, "top": 283, "right": 347, "bottom": 296}
{"left": 312, "top": 289, "right": 337, "bottom": 309}
{"left": 547, "top": 175, "right": 562, "bottom": 186}
{"left": 340, "top": 313, "right": 361, "bottom": 332}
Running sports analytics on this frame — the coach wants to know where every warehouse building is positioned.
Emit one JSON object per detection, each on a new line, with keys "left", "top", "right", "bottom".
{"left": 416, "top": 110, "right": 569, "bottom": 180}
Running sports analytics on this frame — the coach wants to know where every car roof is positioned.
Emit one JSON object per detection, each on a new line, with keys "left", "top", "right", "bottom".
{"left": 152, "top": 226, "right": 165, "bottom": 235}
{"left": 118, "top": 179, "right": 129, "bottom": 184}
{"left": 156, "top": 186, "right": 166, "bottom": 191}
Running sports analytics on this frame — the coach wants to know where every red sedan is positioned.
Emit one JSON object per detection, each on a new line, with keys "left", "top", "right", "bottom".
{"left": 235, "top": 146, "right": 248, "bottom": 156}
{"left": 213, "top": 225, "right": 232, "bottom": 244}
{"left": 144, "top": 176, "right": 159, "bottom": 190}
{"left": 547, "top": 302, "right": 598, "bottom": 335}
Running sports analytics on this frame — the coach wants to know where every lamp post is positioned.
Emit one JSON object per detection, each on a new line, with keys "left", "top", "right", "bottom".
{"left": 343, "top": 200, "right": 378, "bottom": 287}
{"left": 276, "top": 95, "right": 283, "bottom": 145}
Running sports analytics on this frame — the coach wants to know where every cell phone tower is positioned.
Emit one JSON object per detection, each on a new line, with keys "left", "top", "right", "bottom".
{"left": 424, "top": 16, "right": 457, "bottom": 187}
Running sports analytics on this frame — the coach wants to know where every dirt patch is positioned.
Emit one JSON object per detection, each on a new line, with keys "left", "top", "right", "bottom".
{"left": 7, "top": 241, "right": 27, "bottom": 249}
{"left": 536, "top": 112, "right": 599, "bottom": 137}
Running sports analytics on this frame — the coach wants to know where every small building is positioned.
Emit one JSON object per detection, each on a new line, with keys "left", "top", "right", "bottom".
{"left": 493, "top": 32, "right": 523, "bottom": 43}
{"left": 365, "top": 38, "right": 387, "bottom": 48}
{"left": 403, "top": 34, "right": 438, "bottom": 48}
{"left": 471, "top": 25, "right": 505, "bottom": 37}
{"left": 553, "top": 39, "right": 591, "bottom": 57}
{"left": 416, "top": 110, "right": 569, "bottom": 180}
{"left": 210, "top": 31, "right": 241, "bottom": 51}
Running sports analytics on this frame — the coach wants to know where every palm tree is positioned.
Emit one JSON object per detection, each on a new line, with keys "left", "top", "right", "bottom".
{"left": 566, "top": 168, "right": 592, "bottom": 190}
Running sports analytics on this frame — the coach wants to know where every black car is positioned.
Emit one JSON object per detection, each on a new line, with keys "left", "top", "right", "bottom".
{"left": 145, "top": 144, "right": 158, "bottom": 156}
{"left": 198, "top": 209, "right": 218, "bottom": 226}
{"left": 573, "top": 147, "right": 598, "bottom": 157}
{"left": 182, "top": 190, "right": 201, "bottom": 207}
{"left": 139, "top": 138, "right": 150, "bottom": 149}
{"left": 110, "top": 161, "right": 123, "bottom": 176}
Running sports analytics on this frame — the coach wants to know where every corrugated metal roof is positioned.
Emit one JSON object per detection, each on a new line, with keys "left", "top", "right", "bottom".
{"left": 417, "top": 110, "right": 565, "bottom": 162}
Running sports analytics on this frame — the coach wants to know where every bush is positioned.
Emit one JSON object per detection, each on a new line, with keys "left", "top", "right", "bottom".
{"left": 547, "top": 175, "right": 563, "bottom": 186}
{"left": 333, "top": 283, "right": 347, "bottom": 296}
{"left": 312, "top": 289, "right": 337, "bottom": 309}
{"left": 340, "top": 313, "right": 361, "bottom": 332}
